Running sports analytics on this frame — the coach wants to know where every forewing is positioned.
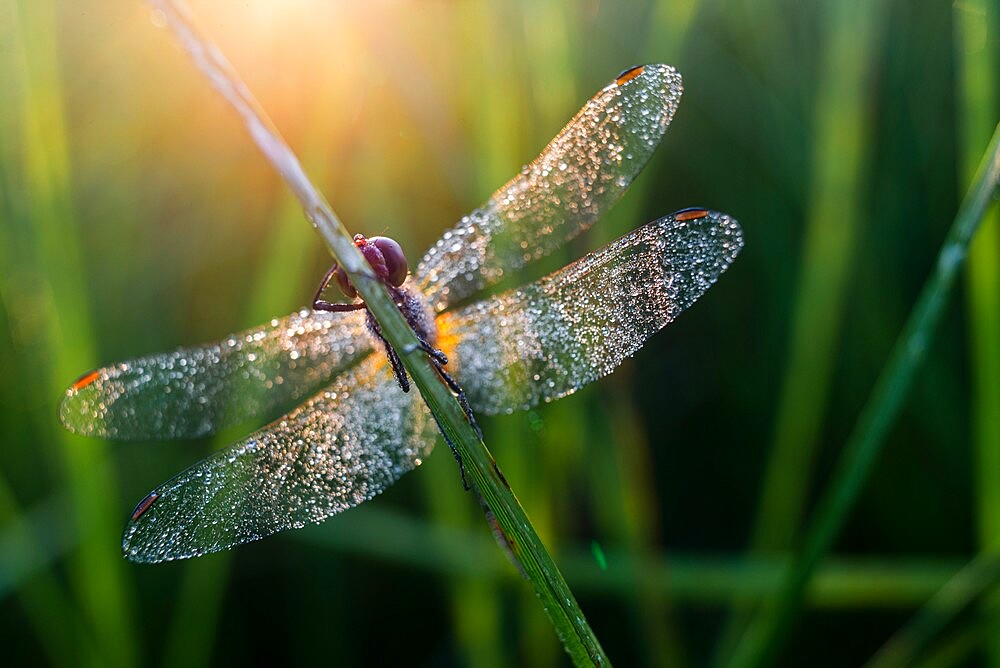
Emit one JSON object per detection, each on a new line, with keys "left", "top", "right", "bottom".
{"left": 438, "top": 210, "right": 743, "bottom": 414}
{"left": 416, "top": 64, "right": 684, "bottom": 312}
{"left": 122, "top": 355, "right": 436, "bottom": 562}
{"left": 60, "top": 309, "right": 373, "bottom": 440}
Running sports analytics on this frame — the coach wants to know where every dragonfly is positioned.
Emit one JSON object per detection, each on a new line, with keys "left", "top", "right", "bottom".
{"left": 60, "top": 64, "right": 743, "bottom": 563}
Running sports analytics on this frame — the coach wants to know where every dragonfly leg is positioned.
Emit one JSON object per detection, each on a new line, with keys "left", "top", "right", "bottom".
{"left": 426, "top": 355, "right": 484, "bottom": 442}
{"left": 311, "top": 264, "right": 367, "bottom": 312}
{"left": 430, "top": 413, "right": 470, "bottom": 491}
{"left": 365, "top": 311, "right": 411, "bottom": 392}
{"left": 398, "top": 329, "right": 483, "bottom": 442}
{"left": 382, "top": 342, "right": 410, "bottom": 393}
{"left": 403, "top": 335, "right": 449, "bottom": 366}
{"left": 417, "top": 336, "right": 451, "bottom": 366}
{"left": 312, "top": 263, "right": 339, "bottom": 300}
{"left": 313, "top": 299, "right": 367, "bottom": 313}
{"left": 399, "top": 341, "right": 481, "bottom": 489}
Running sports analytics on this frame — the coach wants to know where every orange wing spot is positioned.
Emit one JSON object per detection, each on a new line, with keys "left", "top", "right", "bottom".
{"left": 614, "top": 65, "right": 645, "bottom": 87}
{"left": 130, "top": 492, "right": 160, "bottom": 522}
{"left": 72, "top": 370, "right": 101, "bottom": 391}
{"left": 675, "top": 208, "right": 710, "bottom": 222}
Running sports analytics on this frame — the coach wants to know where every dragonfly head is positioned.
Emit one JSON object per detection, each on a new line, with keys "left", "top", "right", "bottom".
{"left": 333, "top": 234, "right": 410, "bottom": 298}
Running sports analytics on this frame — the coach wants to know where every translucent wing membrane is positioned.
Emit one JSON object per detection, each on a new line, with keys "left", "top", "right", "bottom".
{"left": 416, "top": 64, "right": 683, "bottom": 312}
{"left": 122, "top": 356, "right": 436, "bottom": 562}
{"left": 60, "top": 309, "right": 372, "bottom": 440}
{"left": 439, "top": 210, "right": 743, "bottom": 415}
{"left": 59, "top": 63, "right": 746, "bottom": 563}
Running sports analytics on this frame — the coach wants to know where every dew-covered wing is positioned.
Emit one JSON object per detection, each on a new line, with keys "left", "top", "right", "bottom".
{"left": 416, "top": 64, "right": 684, "bottom": 312}
{"left": 122, "top": 355, "right": 435, "bottom": 562}
{"left": 438, "top": 210, "right": 743, "bottom": 415}
{"left": 60, "top": 309, "right": 373, "bottom": 440}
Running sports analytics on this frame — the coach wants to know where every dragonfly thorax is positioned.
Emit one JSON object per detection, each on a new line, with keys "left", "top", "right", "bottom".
{"left": 379, "top": 284, "right": 438, "bottom": 347}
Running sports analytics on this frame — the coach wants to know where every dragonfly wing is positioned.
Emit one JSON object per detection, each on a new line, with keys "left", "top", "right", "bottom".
{"left": 121, "top": 355, "right": 435, "bottom": 562}
{"left": 416, "top": 64, "right": 683, "bottom": 312}
{"left": 439, "top": 210, "right": 743, "bottom": 415}
{"left": 60, "top": 309, "right": 373, "bottom": 440}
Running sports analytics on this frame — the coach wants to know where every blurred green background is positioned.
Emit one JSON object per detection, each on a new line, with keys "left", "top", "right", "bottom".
{"left": 1, "top": 0, "right": 999, "bottom": 666}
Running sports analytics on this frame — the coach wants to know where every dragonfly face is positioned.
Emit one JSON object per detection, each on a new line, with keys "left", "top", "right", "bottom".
{"left": 331, "top": 234, "right": 410, "bottom": 299}
{"left": 59, "top": 64, "right": 744, "bottom": 563}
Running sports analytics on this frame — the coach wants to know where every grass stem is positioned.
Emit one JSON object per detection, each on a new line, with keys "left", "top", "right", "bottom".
{"left": 955, "top": 1, "right": 1000, "bottom": 665}
{"left": 865, "top": 547, "right": 1000, "bottom": 668}
{"left": 726, "top": 121, "right": 1000, "bottom": 668}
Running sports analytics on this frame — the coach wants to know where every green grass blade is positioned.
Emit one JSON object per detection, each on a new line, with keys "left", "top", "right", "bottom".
{"left": 0, "top": 485, "right": 93, "bottom": 667}
{"left": 713, "top": 3, "right": 884, "bottom": 660}
{"left": 4, "top": 490, "right": 969, "bottom": 611}
{"left": 146, "top": 1, "right": 609, "bottom": 664}
{"left": 725, "top": 122, "right": 1000, "bottom": 668}
{"left": 909, "top": 612, "right": 1000, "bottom": 668}
{"left": 584, "top": 388, "right": 688, "bottom": 666}
{"left": 956, "top": 2, "right": 1000, "bottom": 666}
{"left": 0, "top": 492, "right": 75, "bottom": 602}
{"left": 299, "top": 505, "right": 967, "bottom": 609}
{"left": 5, "top": 2, "right": 138, "bottom": 664}
{"left": 864, "top": 548, "right": 1000, "bottom": 668}
{"left": 161, "top": 554, "right": 230, "bottom": 668}
{"left": 748, "top": 0, "right": 883, "bottom": 556}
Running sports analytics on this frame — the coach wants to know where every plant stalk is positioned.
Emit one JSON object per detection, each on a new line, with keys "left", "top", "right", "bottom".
{"left": 727, "top": 122, "right": 1000, "bottom": 668}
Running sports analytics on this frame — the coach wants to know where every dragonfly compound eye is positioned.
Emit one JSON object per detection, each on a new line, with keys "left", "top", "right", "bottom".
{"left": 370, "top": 236, "right": 409, "bottom": 287}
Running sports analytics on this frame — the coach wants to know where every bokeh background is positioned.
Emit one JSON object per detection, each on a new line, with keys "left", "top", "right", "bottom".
{"left": 2, "top": 0, "right": 999, "bottom": 666}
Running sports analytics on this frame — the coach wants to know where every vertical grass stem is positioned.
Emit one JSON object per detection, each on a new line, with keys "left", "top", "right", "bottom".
{"left": 727, "top": 122, "right": 1000, "bottom": 668}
